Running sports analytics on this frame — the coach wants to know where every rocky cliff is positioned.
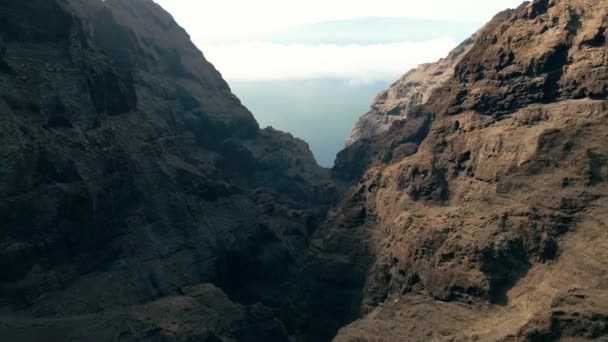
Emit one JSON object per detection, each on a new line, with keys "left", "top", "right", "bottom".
{"left": 0, "top": 0, "right": 607, "bottom": 341}
{"left": 316, "top": 0, "right": 608, "bottom": 340}
{"left": 346, "top": 37, "right": 476, "bottom": 147}
{"left": 0, "top": 0, "right": 337, "bottom": 341}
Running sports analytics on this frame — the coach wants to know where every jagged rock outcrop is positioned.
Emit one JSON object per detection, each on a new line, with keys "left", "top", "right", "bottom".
{"left": 312, "top": 0, "right": 608, "bottom": 340}
{"left": 0, "top": 0, "right": 337, "bottom": 340}
{"left": 335, "top": 10, "right": 517, "bottom": 181}
{"left": 346, "top": 37, "right": 476, "bottom": 147}
{"left": 1, "top": 0, "right": 607, "bottom": 341}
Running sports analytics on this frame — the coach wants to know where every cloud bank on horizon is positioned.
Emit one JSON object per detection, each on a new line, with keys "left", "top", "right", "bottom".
{"left": 154, "top": 0, "right": 525, "bottom": 83}
{"left": 204, "top": 38, "right": 458, "bottom": 83}
{"left": 155, "top": 0, "right": 525, "bottom": 43}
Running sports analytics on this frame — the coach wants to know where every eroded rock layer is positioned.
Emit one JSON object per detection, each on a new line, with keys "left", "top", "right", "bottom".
{"left": 0, "top": 0, "right": 337, "bottom": 340}
{"left": 346, "top": 37, "right": 476, "bottom": 147}
{"left": 0, "top": 0, "right": 606, "bottom": 341}
{"left": 315, "top": 0, "right": 608, "bottom": 340}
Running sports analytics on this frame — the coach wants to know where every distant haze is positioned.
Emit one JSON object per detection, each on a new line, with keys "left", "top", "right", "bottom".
{"left": 230, "top": 79, "right": 390, "bottom": 166}
{"left": 154, "top": 0, "right": 525, "bottom": 44}
{"left": 200, "top": 18, "right": 480, "bottom": 83}
{"left": 154, "top": 1, "right": 524, "bottom": 166}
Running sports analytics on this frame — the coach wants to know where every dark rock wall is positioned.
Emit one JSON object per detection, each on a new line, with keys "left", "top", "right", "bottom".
{"left": 0, "top": 1, "right": 337, "bottom": 340}
{"left": 0, "top": 0, "right": 606, "bottom": 341}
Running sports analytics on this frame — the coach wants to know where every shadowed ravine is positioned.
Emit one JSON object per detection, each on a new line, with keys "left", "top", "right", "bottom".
{"left": 0, "top": 0, "right": 607, "bottom": 341}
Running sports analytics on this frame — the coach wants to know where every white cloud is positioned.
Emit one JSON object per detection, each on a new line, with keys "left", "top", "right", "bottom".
{"left": 154, "top": 0, "right": 524, "bottom": 45}
{"left": 204, "top": 38, "right": 458, "bottom": 82}
{"left": 151, "top": 1, "right": 524, "bottom": 82}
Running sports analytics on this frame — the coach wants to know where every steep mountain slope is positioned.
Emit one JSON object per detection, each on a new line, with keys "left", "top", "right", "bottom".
{"left": 0, "top": 0, "right": 606, "bottom": 341}
{"left": 346, "top": 37, "right": 476, "bottom": 147}
{"left": 0, "top": 0, "right": 337, "bottom": 340}
{"left": 310, "top": 0, "right": 608, "bottom": 340}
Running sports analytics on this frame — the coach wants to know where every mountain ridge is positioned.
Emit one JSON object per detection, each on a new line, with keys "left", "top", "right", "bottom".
{"left": 316, "top": 0, "right": 608, "bottom": 340}
{"left": 0, "top": 0, "right": 338, "bottom": 340}
{"left": 0, "top": 0, "right": 606, "bottom": 341}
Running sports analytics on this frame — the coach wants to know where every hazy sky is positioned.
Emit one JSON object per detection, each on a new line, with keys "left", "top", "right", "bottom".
{"left": 154, "top": 0, "right": 524, "bottom": 82}
{"left": 155, "top": 1, "right": 524, "bottom": 43}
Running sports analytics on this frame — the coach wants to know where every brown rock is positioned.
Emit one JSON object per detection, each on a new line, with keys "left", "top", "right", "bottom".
{"left": 314, "top": 0, "right": 608, "bottom": 340}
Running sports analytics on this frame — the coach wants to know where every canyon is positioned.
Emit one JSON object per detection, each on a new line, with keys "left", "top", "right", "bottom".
{"left": 0, "top": 0, "right": 606, "bottom": 341}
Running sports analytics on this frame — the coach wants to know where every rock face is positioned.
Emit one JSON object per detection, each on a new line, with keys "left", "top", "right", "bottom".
{"left": 346, "top": 37, "right": 476, "bottom": 146}
{"left": 0, "top": 0, "right": 337, "bottom": 340}
{"left": 329, "top": 99, "right": 608, "bottom": 341}
{"left": 0, "top": 0, "right": 607, "bottom": 341}
{"left": 313, "top": 0, "right": 608, "bottom": 340}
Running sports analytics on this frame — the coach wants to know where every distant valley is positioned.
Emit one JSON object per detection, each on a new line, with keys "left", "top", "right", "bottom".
{"left": 218, "top": 18, "right": 485, "bottom": 166}
{"left": 231, "top": 78, "right": 389, "bottom": 166}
